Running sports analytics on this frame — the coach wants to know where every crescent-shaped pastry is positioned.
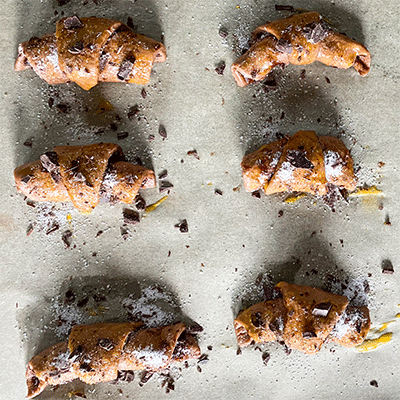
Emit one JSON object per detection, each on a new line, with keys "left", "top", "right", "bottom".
{"left": 14, "top": 143, "right": 156, "bottom": 213}
{"left": 231, "top": 12, "right": 370, "bottom": 86}
{"left": 234, "top": 282, "right": 370, "bottom": 354}
{"left": 241, "top": 130, "right": 357, "bottom": 197}
{"left": 26, "top": 322, "right": 201, "bottom": 398}
{"left": 15, "top": 16, "right": 166, "bottom": 90}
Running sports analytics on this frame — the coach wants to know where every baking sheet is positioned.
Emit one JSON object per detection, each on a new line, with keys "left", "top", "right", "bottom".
{"left": 0, "top": 0, "right": 399, "bottom": 398}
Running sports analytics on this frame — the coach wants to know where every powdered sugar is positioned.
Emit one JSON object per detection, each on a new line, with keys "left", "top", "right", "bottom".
{"left": 276, "top": 161, "right": 295, "bottom": 182}
{"left": 132, "top": 345, "right": 169, "bottom": 369}
{"left": 324, "top": 150, "right": 344, "bottom": 180}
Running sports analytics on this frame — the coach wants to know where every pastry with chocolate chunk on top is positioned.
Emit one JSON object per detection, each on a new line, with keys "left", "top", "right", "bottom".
{"left": 232, "top": 11, "right": 370, "bottom": 86}
{"left": 241, "top": 130, "right": 357, "bottom": 204}
{"left": 15, "top": 16, "right": 166, "bottom": 90}
{"left": 26, "top": 322, "right": 201, "bottom": 398}
{"left": 14, "top": 143, "right": 155, "bottom": 213}
{"left": 234, "top": 282, "right": 370, "bottom": 354}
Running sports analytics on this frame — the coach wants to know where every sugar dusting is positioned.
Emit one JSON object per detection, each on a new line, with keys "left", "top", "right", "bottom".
{"left": 324, "top": 150, "right": 344, "bottom": 180}
{"left": 132, "top": 345, "right": 169, "bottom": 369}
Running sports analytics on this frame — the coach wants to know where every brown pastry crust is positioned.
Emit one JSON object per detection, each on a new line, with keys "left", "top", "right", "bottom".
{"left": 15, "top": 16, "right": 166, "bottom": 90}
{"left": 241, "top": 130, "right": 357, "bottom": 197}
{"left": 14, "top": 143, "right": 156, "bottom": 213}
{"left": 231, "top": 12, "right": 370, "bottom": 86}
{"left": 234, "top": 282, "right": 370, "bottom": 354}
{"left": 26, "top": 322, "right": 201, "bottom": 398}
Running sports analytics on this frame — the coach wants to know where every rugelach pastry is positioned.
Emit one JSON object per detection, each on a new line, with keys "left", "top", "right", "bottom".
{"left": 234, "top": 282, "right": 370, "bottom": 354}
{"left": 15, "top": 15, "right": 166, "bottom": 90}
{"left": 241, "top": 130, "right": 357, "bottom": 199}
{"left": 232, "top": 11, "right": 370, "bottom": 86}
{"left": 14, "top": 143, "right": 155, "bottom": 213}
{"left": 26, "top": 322, "right": 201, "bottom": 398}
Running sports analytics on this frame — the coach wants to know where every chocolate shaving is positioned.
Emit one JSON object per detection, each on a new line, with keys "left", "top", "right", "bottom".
{"left": 68, "top": 41, "right": 84, "bottom": 54}
{"left": 312, "top": 302, "right": 331, "bottom": 317}
{"left": 97, "top": 338, "right": 114, "bottom": 351}
{"left": 251, "top": 190, "right": 261, "bottom": 198}
{"left": 160, "top": 181, "right": 174, "bottom": 193}
{"left": 197, "top": 354, "right": 209, "bottom": 365}
{"left": 135, "top": 195, "right": 146, "bottom": 211}
{"left": 187, "top": 150, "right": 199, "bottom": 160}
{"left": 215, "top": 61, "right": 226, "bottom": 75}
{"left": 262, "top": 352, "right": 270, "bottom": 366}
{"left": 127, "top": 105, "right": 140, "bottom": 119}
{"left": 99, "top": 51, "right": 109, "bottom": 72}
{"left": 186, "top": 323, "right": 203, "bottom": 334}
{"left": 117, "top": 55, "right": 136, "bottom": 80}
{"left": 174, "top": 219, "right": 188, "bottom": 233}
{"left": 64, "top": 15, "right": 84, "bottom": 30}
{"left": 276, "top": 38, "right": 293, "bottom": 54}
{"left": 214, "top": 189, "right": 223, "bottom": 196}
{"left": 117, "top": 370, "right": 134, "bottom": 382}
{"left": 23, "top": 139, "right": 33, "bottom": 147}
{"left": 251, "top": 312, "right": 265, "bottom": 328}
{"left": 370, "top": 380, "right": 378, "bottom": 388}
{"left": 139, "top": 371, "right": 153, "bottom": 387}
{"left": 62, "top": 230, "right": 73, "bottom": 248}
{"left": 287, "top": 150, "right": 314, "bottom": 169}
{"left": 141, "top": 88, "right": 147, "bottom": 99}
{"left": 219, "top": 27, "right": 228, "bottom": 38}
{"left": 68, "top": 345, "right": 83, "bottom": 361}
{"left": 158, "top": 170, "right": 168, "bottom": 180}
{"left": 46, "top": 222, "right": 60, "bottom": 235}
{"left": 123, "top": 209, "right": 140, "bottom": 225}
{"left": 302, "top": 331, "right": 317, "bottom": 339}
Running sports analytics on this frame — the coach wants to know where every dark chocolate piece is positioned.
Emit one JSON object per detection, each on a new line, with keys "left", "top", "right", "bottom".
{"left": 159, "top": 125, "right": 167, "bottom": 139}
{"left": 117, "top": 55, "right": 136, "bottom": 80}
{"left": 174, "top": 219, "right": 188, "bottom": 233}
{"left": 312, "top": 302, "right": 331, "bottom": 317}
{"left": 97, "top": 338, "right": 114, "bottom": 351}
{"left": 262, "top": 352, "right": 270, "bottom": 366}
{"left": 215, "top": 61, "right": 226, "bottom": 75}
{"left": 287, "top": 149, "right": 314, "bottom": 169}
{"left": 134, "top": 195, "right": 146, "bottom": 211}
{"left": 251, "top": 312, "right": 265, "bottom": 328}
{"left": 117, "top": 370, "right": 135, "bottom": 382}
{"left": 117, "top": 132, "right": 129, "bottom": 140}
{"left": 302, "top": 331, "right": 317, "bottom": 339}
{"left": 68, "top": 41, "right": 84, "bottom": 54}
{"left": 40, "top": 152, "right": 59, "bottom": 173}
{"left": 123, "top": 209, "right": 140, "bottom": 225}
{"left": 64, "top": 15, "right": 84, "bottom": 30}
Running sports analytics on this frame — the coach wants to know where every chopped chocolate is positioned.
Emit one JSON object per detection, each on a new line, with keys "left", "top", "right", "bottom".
{"left": 21, "top": 175, "right": 32, "bottom": 184}
{"left": 187, "top": 150, "right": 199, "bottom": 160}
{"left": 64, "top": 289, "right": 76, "bottom": 304}
{"left": 77, "top": 297, "right": 89, "bottom": 307}
{"left": 312, "top": 302, "right": 331, "bottom": 317}
{"left": 262, "top": 352, "right": 270, "bottom": 366}
{"left": 95, "top": 230, "right": 103, "bottom": 237}
{"left": 303, "top": 22, "right": 330, "bottom": 44}
{"left": 23, "top": 139, "right": 33, "bottom": 147}
{"left": 64, "top": 15, "right": 84, "bottom": 30}
{"left": 57, "top": 0, "right": 71, "bottom": 5}
{"left": 159, "top": 181, "right": 174, "bottom": 193}
{"left": 302, "top": 331, "right": 317, "bottom": 339}
{"left": 219, "top": 27, "right": 228, "bottom": 38}
{"left": 26, "top": 224, "right": 34, "bottom": 236}
{"left": 123, "top": 209, "right": 140, "bottom": 225}
{"left": 117, "top": 132, "right": 129, "bottom": 140}
{"left": 166, "top": 376, "right": 175, "bottom": 393}
{"left": 197, "top": 365, "right": 202, "bottom": 373}
{"left": 117, "top": 55, "right": 136, "bottom": 80}
{"left": 46, "top": 222, "right": 60, "bottom": 235}
{"left": 280, "top": 111, "right": 285, "bottom": 119}
{"left": 127, "top": 17, "right": 135, "bottom": 30}
{"left": 286, "top": 150, "right": 314, "bottom": 169}
{"left": 251, "top": 312, "right": 265, "bottom": 328}
{"left": 174, "top": 219, "right": 188, "bottom": 233}
{"left": 68, "top": 345, "right": 83, "bottom": 361}
{"left": 186, "top": 323, "right": 203, "bottom": 334}
{"left": 68, "top": 41, "right": 84, "bottom": 54}
{"left": 158, "top": 170, "right": 168, "bottom": 180}
{"left": 61, "top": 230, "right": 72, "bottom": 248}
{"left": 382, "top": 259, "right": 394, "bottom": 274}
{"left": 300, "top": 69, "right": 306, "bottom": 79}
{"left": 158, "top": 124, "right": 167, "bottom": 139}
{"left": 370, "top": 380, "right": 378, "bottom": 388}
{"left": 141, "top": 88, "right": 147, "bottom": 99}
{"left": 236, "top": 347, "right": 242, "bottom": 355}
{"left": 79, "top": 362, "right": 93, "bottom": 372}
{"left": 276, "top": 38, "right": 293, "bottom": 54}
{"left": 363, "top": 280, "right": 370, "bottom": 294}
{"left": 275, "top": 5, "right": 294, "bottom": 12}
{"left": 278, "top": 210, "right": 283, "bottom": 217}
{"left": 252, "top": 190, "right": 261, "bottom": 198}
{"left": 117, "top": 370, "right": 135, "bottom": 382}
{"left": 197, "top": 354, "right": 209, "bottom": 365}
{"left": 127, "top": 105, "right": 140, "bottom": 119}
{"left": 56, "top": 103, "right": 69, "bottom": 113}
{"left": 207, "top": 345, "right": 213, "bottom": 351}
{"left": 148, "top": 134, "right": 155, "bottom": 142}
{"left": 325, "top": 76, "right": 331, "bottom": 84}
{"left": 214, "top": 189, "right": 223, "bottom": 196}
{"left": 139, "top": 371, "right": 153, "bottom": 387}
{"left": 40, "top": 152, "right": 59, "bottom": 173}
{"left": 215, "top": 61, "right": 226, "bottom": 75}
{"left": 97, "top": 338, "right": 114, "bottom": 351}
{"left": 99, "top": 51, "right": 109, "bottom": 71}
{"left": 134, "top": 195, "right": 146, "bottom": 211}
{"left": 120, "top": 226, "right": 129, "bottom": 240}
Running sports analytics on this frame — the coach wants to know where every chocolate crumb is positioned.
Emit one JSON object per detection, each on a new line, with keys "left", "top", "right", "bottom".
{"left": 117, "top": 55, "right": 136, "bottom": 80}
{"left": 26, "top": 224, "right": 34, "bottom": 236}
{"left": 370, "top": 380, "right": 378, "bottom": 388}
{"left": 117, "top": 132, "right": 129, "bottom": 140}
{"left": 283, "top": 344, "right": 292, "bottom": 355}
{"left": 214, "top": 189, "right": 223, "bottom": 196}
{"left": 280, "top": 111, "right": 285, "bottom": 119}
{"left": 275, "top": 5, "right": 294, "bottom": 12}
{"left": 123, "top": 209, "right": 140, "bottom": 225}
{"left": 384, "top": 214, "right": 391, "bottom": 225}
{"left": 363, "top": 280, "right": 370, "bottom": 294}
{"left": 219, "top": 27, "right": 228, "bottom": 38}
{"left": 127, "top": 17, "right": 135, "bottom": 30}
{"left": 186, "top": 323, "right": 203, "bottom": 334}
{"left": 236, "top": 347, "right": 242, "bottom": 355}
{"left": 57, "top": 0, "right": 71, "bottom": 5}
{"left": 117, "top": 370, "right": 134, "bottom": 382}
{"left": 198, "top": 354, "right": 209, "bottom": 365}
{"left": 96, "top": 230, "right": 103, "bottom": 237}
{"left": 110, "top": 123, "right": 118, "bottom": 131}
{"left": 251, "top": 312, "right": 265, "bottom": 328}
{"left": 68, "top": 41, "right": 84, "bottom": 54}
{"left": 174, "top": 219, "right": 188, "bottom": 233}
{"left": 133, "top": 157, "right": 143, "bottom": 166}
{"left": 62, "top": 230, "right": 72, "bottom": 248}
{"left": 215, "top": 61, "right": 226, "bottom": 75}
{"left": 187, "top": 150, "right": 199, "bottom": 160}
{"left": 56, "top": 103, "right": 69, "bottom": 113}
{"left": 207, "top": 345, "right": 213, "bottom": 351}
{"left": 197, "top": 365, "right": 202, "bottom": 373}
{"left": 77, "top": 297, "right": 89, "bottom": 308}
{"left": 262, "top": 352, "right": 270, "bottom": 366}
{"left": 300, "top": 69, "right": 306, "bottom": 79}
{"left": 64, "top": 289, "right": 76, "bottom": 304}
{"left": 382, "top": 259, "right": 394, "bottom": 274}
{"left": 159, "top": 181, "right": 174, "bottom": 193}
{"left": 135, "top": 195, "right": 146, "bottom": 211}
{"left": 64, "top": 15, "right": 84, "bottom": 30}
{"left": 120, "top": 227, "right": 129, "bottom": 240}
{"left": 141, "top": 88, "right": 147, "bottom": 99}
{"left": 325, "top": 76, "right": 331, "bottom": 84}
{"left": 302, "top": 331, "right": 317, "bottom": 338}
{"left": 158, "top": 170, "right": 168, "bottom": 180}
{"left": 287, "top": 149, "right": 314, "bottom": 169}
{"left": 278, "top": 210, "right": 283, "bottom": 217}
{"left": 127, "top": 105, "right": 140, "bottom": 120}
{"left": 23, "top": 140, "right": 33, "bottom": 147}
{"left": 98, "top": 338, "right": 114, "bottom": 351}
{"left": 312, "top": 302, "right": 331, "bottom": 317}
{"left": 252, "top": 190, "right": 261, "bottom": 198}
{"left": 139, "top": 371, "right": 153, "bottom": 387}
{"left": 159, "top": 124, "right": 167, "bottom": 139}
{"left": 148, "top": 134, "right": 155, "bottom": 141}
{"left": 46, "top": 223, "right": 59, "bottom": 235}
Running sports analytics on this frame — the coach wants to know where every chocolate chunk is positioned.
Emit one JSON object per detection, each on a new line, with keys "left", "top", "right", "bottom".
{"left": 117, "top": 132, "right": 129, "bottom": 140}
{"left": 187, "top": 150, "right": 199, "bottom": 160}
{"left": 134, "top": 195, "right": 146, "bottom": 211}
{"left": 302, "top": 331, "right": 317, "bottom": 339}
{"left": 159, "top": 181, "right": 174, "bottom": 193}
{"left": 219, "top": 27, "right": 228, "bottom": 38}
{"left": 23, "top": 140, "right": 33, "bottom": 147}
{"left": 287, "top": 150, "right": 314, "bottom": 169}
{"left": 214, "top": 189, "right": 223, "bottom": 196}
{"left": 21, "top": 175, "right": 32, "bottom": 184}
{"left": 370, "top": 380, "right": 378, "bottom": 388}
{"left": 186, "top": 323, "right": 204, "bottom": 334}
{"left": 123, "top": 209, "right": 140, "bottom": 225}
{"left": 117, "top": 55, "right": 136, "bottom": 80}
{"left": 159, "top": 124, "right": 167, "bottom": 139}
{"left": 139, "top": 371, "right": 153, "bottom": 387}
{"left": 68, "top": 41, "right": 84, "bottom": 54}
{"left": 312, "top": 302, "right": 331, "bottom": 317}
{"left": 96, "top": 230, "right": 103, "bottom": 237}
{"left": 26, "top": 224, "right": 34, "bottom": 236}
{"left": 303, "top": 22, "right": 330, "bottom": 44}
{"left": 251, "top": 312, "right": 265, "bottom": 328}
{"left": 215, "top": 61, "right": 226, "bottom": 75}
{"left": 68, "top": 345, "right": 83, "bottom": 361}
{"left": 40, "top": 152, "right": 59, "bottom": 173}
{"left": 382, "top": 259, "right": 394, "bottom": 274}
{"left": 275, "top": 5, "right": 294, "bottom": 11}
{"left": 252, "top": 190, "right": 261, "bottom": 198}
{"left": 141, "top": 88, "right": 147, "bottom": 99}
{"left": 64, "top": 15, "right": 84, "bottom": 30}
{"left": 97, "top": 338, "right": 114, "bottom": 351}
{"left": 99, "top": 51, "right": 109, "bottom": 72}
{"left": 300, "top": 69, "right": 306, "bottom": 79}
{"left": 158, "top": 170, "right": 168, "bottom": 180}
{"left": 174, "top": 219, "right": 188, "bottom": 233}
{"left": 65, "top": 289, "right": 75, "bottom": 304}
{"left": 262, "top": 352, "right": 270, "bottom": 366}
{"left": 56, "top": 103, "right": 69, "bottom": 113}
{"left": 166, "top": 376, "right": 175, "bottom": 392}
{"left": 61, "top": 230, "right": 72, "bottom": 248}
{"left": 276, "top": 38, "right": 293, "bottom": 54}
{"left": 325, "top": 76, "right": 331, "bottom": 84}
{"left": 197, "top": 354, "right": 209, "bottom": 365}
{"left": 236, "top": 347, "right": 242, "bottom": 355}
{"left": 118, "top": 370, "right": 134, "bottom": 382}
{"left": 127, "top": 105, "right": 140, "bottom": 119}
{"left": 126, "top": 17, "right": 135, "bottom": 30}
{"left": 120, "top": 226, "right": 129, "bottom": 240}
{"left": 197, "top": 365, "right": 202, "bottom": 373}
{"left": 46, "top": 223, "right": 60, "bottom": 235}
{"left": 79, "top": 362, "right": 93, "bottom": 372}
{"left": 77, "top": 297, "right": 89, "bottom": 307}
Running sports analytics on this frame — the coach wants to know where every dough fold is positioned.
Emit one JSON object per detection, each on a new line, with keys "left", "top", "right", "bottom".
{"left": 15, "top": 16, "right": 166, "bottom": 90}
{"left": 234, "top": 282, "right": 370, "bottom": 354}
{"left": 232, "top": 12, "right": 370, "bottom": 86}
{"left": 14, "top": 143, "right": 156, "bottom": 213}
{"left": 26, "top": 322, "right": 201, "bottom": 398}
